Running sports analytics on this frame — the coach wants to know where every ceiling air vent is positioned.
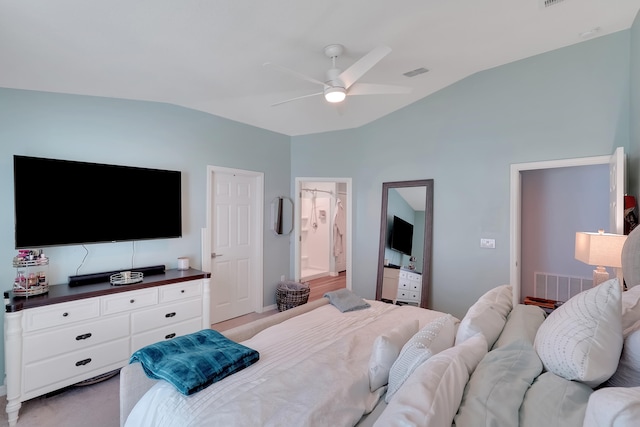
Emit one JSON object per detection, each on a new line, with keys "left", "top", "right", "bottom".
{"left": 403, "top": 67, "right": 429, "bottom": 78}
{"left": 540, "top": 0, "right": 566, "bottom": 8}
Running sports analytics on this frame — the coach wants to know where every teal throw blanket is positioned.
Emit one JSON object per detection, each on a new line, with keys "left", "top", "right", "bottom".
{"left": 130, "top": 329, "right": 259, "bottom": 396}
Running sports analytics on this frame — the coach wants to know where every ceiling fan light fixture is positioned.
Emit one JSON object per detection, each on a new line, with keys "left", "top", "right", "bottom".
{"left": 324, "top": 87, "right": 346, "bottom": 103}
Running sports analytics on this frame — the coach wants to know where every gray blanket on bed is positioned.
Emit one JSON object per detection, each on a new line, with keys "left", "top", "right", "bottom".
{"left": 324, "top": 289, "right": 371, "bottom": 312}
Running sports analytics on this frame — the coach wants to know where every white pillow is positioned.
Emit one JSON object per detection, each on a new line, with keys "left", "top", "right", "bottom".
{"left": 606, "top": 328, "right": 640, "bottom": 387}
{"left": 385, "top": 314, "right": 455, "bottom": 402}
{"left": 534, "top": 278, "right": 623, "bottom": 387}
{"left": 583, "top": 386, "right": 640, "bottom": 427}
{"left": 373, "top": 334, "right": 487, "bottom": 427}
{"left": 622, "top": 284, "right": 640, "bottom": 336}
{"left": 368, "top": 320, "right": 419, "bottom": 391}
{"left": 455, "top": 285, "right": 512, "bottom": 349}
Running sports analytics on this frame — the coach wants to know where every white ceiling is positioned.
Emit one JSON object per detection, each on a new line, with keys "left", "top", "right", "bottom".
{"left": 1, "top": 0, "right": 639, "bottom": 136}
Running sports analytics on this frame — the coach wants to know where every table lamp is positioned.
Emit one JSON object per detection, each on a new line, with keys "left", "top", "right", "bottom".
{"left": 575, "top": 230, "right": 627, "bottom": 286}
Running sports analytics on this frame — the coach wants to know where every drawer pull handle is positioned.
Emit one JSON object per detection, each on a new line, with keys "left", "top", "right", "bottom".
{"left": 181, "top": 290, "right": 185, "bottom": 293}
{"left": 130, "top": 299, "right": 135, "bottom": 304}
{"left": 62, "top": 312, "right": 69, "bottom": 317}
{"left": 75, "top": 333, "right": 92, "bottom": 341}
{"left": 75, "top": 358, "right": 92, "bottom": 367}
{"left": 165, "top": 312, "right": 176, "bottom": 318}
{"left": 165, "top": 333, "right": 176, "bottom": 339}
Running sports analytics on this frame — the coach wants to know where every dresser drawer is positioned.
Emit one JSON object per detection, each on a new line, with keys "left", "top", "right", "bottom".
{"left": 159, "top": 280, "right": 202, "bottom": 303}
{"left": 397, "top": 289, "right": 420, "bottom": 302}
{"left": 24, "top": 298, "right": 100, "bottom": 332}
{"left": 131, "top": 317, "right": 203, "bottom": 353}
{"left": 131, "top": 298, "right": 202, "bottom": 334}
{"left": 23, "top": 315, "right": 129, "bottom": 363}
{"left": 23, "top": 338, "right": 129, "bottom": 395}
{"left": 101, "top": 288, "right": 158, "bottom": 315}
{"left": 399, "top": 280, "right": 421, "bottom": 292}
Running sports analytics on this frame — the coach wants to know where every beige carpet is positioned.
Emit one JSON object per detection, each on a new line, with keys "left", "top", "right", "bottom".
{"left": 0, "top": 372, "right": 120, "bottom": 427}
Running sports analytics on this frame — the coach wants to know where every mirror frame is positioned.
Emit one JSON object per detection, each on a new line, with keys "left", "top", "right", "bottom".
{"left": 271, "top": 196, "right": 294, "bottom": 236}
{"left": 375, "top": 179, "right": 434, "bottom": 308}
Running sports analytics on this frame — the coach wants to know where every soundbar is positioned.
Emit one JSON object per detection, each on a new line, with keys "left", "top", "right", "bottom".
{"left": 68, "top": 264, "right": 166, "bottom": 287}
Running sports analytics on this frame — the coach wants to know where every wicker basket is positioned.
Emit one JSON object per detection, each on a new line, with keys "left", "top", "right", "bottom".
{"left": 276, "top": 281, "right": 310, "bottom": 312}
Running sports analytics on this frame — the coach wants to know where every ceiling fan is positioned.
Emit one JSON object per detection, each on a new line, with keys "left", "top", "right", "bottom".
{"left": 264, "top": 44, "right": 412, "bottom": 106}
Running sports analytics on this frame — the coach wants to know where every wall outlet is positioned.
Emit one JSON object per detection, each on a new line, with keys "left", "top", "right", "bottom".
{"left": 480, "top": 238, "right": 496, "bottom": 249}
{"left": 280, "top": 275, "right": 286, "bottom": 281}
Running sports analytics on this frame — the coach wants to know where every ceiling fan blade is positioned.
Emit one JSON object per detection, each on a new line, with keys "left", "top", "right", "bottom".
{"left": 339, "top": 45, "right": 392, "bottom": 89}
{"left": 263, "top": 62, "right": 327, "bottom": 88}
{"left": 347, "top": 83, "right": 412, "bottom": 96}
{"left": 270, "top": 91, "right": 323, "bottom": 107}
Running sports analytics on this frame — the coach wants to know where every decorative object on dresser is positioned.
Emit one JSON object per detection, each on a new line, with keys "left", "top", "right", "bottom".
{"left": 3, "top": 268, "right": 211, "bottom": 427}
{"left": 575, "top": 229, "right": 627, "bottom": 286}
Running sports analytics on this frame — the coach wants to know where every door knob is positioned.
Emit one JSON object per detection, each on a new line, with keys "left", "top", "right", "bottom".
{"left": 211, "top": 253, "right": 223, "bottom": 258}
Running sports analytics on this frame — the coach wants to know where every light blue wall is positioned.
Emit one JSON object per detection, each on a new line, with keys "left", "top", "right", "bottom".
{"left": 291, "top": 30, "right": 632, "bottom": 319}
{"left": 0, "top": 89, "right": 291, "bottom": 382}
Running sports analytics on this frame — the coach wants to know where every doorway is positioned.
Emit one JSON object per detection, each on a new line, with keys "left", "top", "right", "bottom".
{"left": 294, "top": 177, "right": 352, "bottom": 291}
{"left": 202, "top": 166, "right": 264, "bottom": 324}
{"left": 509, "top": 147, "right": 625, "bottom": 304}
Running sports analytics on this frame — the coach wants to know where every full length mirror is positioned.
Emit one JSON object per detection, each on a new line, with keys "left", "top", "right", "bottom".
{"left": 375, "top": 180, "right": 434, "bottom": 308}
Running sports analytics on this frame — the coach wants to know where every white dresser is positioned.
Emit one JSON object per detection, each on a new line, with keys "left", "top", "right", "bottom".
{"left": 382, "top": 267, "right": 422, "bottom": 306}
{"left": 4, "top": 269, "right": 211, "bottom": 427}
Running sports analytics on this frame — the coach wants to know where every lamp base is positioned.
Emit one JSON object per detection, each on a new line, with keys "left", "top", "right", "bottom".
{"left": 593, "top": 267, "right": 609, "bottom": 287}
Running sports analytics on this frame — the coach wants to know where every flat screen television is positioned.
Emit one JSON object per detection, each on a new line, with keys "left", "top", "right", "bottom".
{"left": 14, "top": 155, "right": 182, "bottom": 248}
{"left": 390, "top": 215, "right": 413, "bottom": 255}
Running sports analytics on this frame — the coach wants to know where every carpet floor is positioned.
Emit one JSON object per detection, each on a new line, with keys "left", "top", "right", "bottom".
{"left": 0, "top": 372, "right": 120, "bottom": 427}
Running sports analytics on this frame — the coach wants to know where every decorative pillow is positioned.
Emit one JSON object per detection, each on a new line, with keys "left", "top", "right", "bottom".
{"left": 455, "top": 285, "right": 512, "bottom": 349}
{"left": 533, "top": 278, "right": 623, "bottom": 388}
{"left": 519, "top": 372, "right": 592, "bottom": 427}
{"left": 493, "top": 304, "right": 546, "bottom": 350}
{"left": 373, "top": 334, "right": 487, "bottom": 427}
{"left": 454, "top": 339, "right": 542, "bottom": 427}
{"left": 385, "top": 314, "right": 455, "bottom": 402}
{"left": 622, "top": 284, "right": 640, "bottom": 336}
{"left": 583, "top": 386, "right": 640, "bottom": 427}
{"left": 606, "top": 327, "right": 640, "bottom": 387}
{"left": 368, "top": 320, "right": 419, "bottom": 391}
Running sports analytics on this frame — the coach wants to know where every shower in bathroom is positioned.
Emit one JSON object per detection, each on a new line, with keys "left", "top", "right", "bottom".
{"left": 299, "top": 181, "right": 348, "bottom": 281}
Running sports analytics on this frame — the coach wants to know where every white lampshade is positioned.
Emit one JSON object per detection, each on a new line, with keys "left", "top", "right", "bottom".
{"left": 575, "top": 230, "right": 627, "bottom": 286}
{"left": 575, "top": 231, "right": 627, "bottom": 268}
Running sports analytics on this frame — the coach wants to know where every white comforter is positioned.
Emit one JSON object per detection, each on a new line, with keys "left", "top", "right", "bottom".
{"left": 125, "top": 300, "right": 447, "bottom": 427}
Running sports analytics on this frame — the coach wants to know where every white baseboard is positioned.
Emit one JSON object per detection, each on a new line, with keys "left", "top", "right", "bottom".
{"left": 263, "top": 303, "right": 277, "bottom": 312}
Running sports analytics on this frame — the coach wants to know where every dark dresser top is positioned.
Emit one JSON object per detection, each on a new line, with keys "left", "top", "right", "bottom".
{"left": 5, "top": 268, "right": 211, "bottom": 313}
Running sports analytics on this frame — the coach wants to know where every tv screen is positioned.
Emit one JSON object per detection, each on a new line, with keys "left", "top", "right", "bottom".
{"left": 390, "top": 215, "right": 413, "bottom": 255}
{"left": 14, "top": 155, "right": 182, "bottom": 248}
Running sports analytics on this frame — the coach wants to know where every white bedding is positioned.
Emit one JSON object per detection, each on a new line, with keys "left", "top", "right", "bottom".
{"left": 125, "top": 300, "right": 448, "bottom": 427}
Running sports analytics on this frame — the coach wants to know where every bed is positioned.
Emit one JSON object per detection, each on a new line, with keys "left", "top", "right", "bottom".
{"left": 121, "top": 279, "right": 640, "bottom": 427}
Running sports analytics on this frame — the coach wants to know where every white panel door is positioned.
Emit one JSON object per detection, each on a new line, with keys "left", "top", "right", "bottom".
{"left": 210, "top": 171, "right": 255, "bottom": 323}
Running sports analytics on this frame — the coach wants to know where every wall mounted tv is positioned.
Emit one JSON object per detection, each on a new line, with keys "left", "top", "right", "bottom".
{"left": 14, "top": 155, "right": 182, "bottom": 248}
{"left": 390, "top": 215, "right": 413, "bottom": 255}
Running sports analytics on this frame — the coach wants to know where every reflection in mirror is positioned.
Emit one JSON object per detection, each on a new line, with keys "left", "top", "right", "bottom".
{"left": 271, "top": 196, "right": 294, "bottom": 235}
{"left": 376, "top": 180, "right": 434, "bottom": 308}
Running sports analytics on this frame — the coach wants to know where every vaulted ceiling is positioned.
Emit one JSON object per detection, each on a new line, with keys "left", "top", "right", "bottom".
{"left": 1, "top": 0, "right": 639, "bottom": 136}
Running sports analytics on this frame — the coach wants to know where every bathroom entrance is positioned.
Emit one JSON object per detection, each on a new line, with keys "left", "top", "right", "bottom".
{"left": 294, "top": 178, "right": 351, "bottom": 290}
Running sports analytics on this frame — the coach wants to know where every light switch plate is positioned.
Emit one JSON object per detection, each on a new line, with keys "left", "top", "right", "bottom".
{"left": 480, "top": 238, "right": 496, "bottom": 249}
